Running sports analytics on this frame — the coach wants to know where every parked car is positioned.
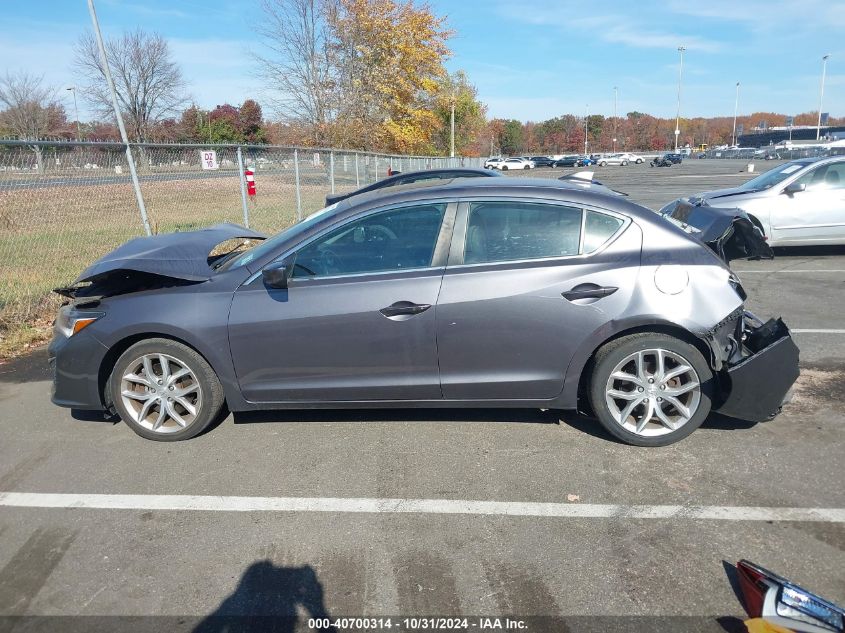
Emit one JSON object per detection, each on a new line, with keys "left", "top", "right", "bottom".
{"left": 529, "top": 156, "right": 556, "bottom": 168}
{"left": 324, "top": 168, "right": 501, "bottom": 205}
{"left": 484, "top": 157, "right": 504, "bottom": 169}
{"left": 664, "top": 153, "right": 684, "bottom": 164}
{"left": 619, "top": 152, "right": 645, "bottom": 164}
{"left": 596, "top": 153, "right": 630, "bottom": 166}
{"left": 554, "top": 155, "right": 591, "bottom": 167}
{"left": 650, "top": 156, "right": 673, "bottom": 167}
{"left": 660, "top": 156, "right": 845, "bottom": 247}
{"left": 51, "top": 177, "right": 798, "bottom": 446}
{"left": 499, "top": 157, "right": 534, "bottom": 170}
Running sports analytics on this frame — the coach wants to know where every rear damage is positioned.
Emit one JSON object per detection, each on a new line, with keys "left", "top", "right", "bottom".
{"left": 652, "top": 206, "right": 798, "bottom": 423}
{"left": 703, "top": 307, "right": 799, "bottom": 422}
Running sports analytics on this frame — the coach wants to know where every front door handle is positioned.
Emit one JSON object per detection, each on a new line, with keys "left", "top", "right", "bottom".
{"left": 380, "top": 301, "right": 432, "bottom": 318}
{"left": 562, "top": 284, "right": 618, "bottom": 301}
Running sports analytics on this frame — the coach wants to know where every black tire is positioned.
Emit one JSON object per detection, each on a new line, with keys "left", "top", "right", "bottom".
{"left": 588, "top": 333, "right": 713, "bottom": 447}
{"left": 599, "top": 161, "right": 607, "bottom": 167}
{"left": 501, "top": 165, "right": 508, "bottom": 171}
{"left": 622, "top": 160, "right": 628, "bottom": 166}
{"left": 636, "top": 159, "right": 643, "bottom": 164}
{"left": 109, "top": 338, "right": 225, "bottom": 441}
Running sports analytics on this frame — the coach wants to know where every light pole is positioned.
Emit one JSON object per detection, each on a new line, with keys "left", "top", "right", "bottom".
{"left": 450, "top": 91, "right": 456, "bottom": 158}
{"left": 816, "top": 54, "right": 830, "bottom": 141}
{"left": 674, "top": 46, "right": 685, "bottom": 152}
{"left": 584, "top": 105, "right": 589, "bottom": 155}
{"left": 612, "top": 86, "right": 618, "bottom": 152}
{"left": 66, "top": 86, "right": 81, "bottom": 140}
{"left": 731, "top": 82, "right": 740, "bottom": 147}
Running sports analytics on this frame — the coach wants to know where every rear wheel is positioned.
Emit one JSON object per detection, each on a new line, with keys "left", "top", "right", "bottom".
{"left": 599, "top": 161, "right": 607, "bottom": 166}
{"left": 501, "top": 165, "right": 508, "bottom": 171}
{"left": 109, "top": 338, "right": 225, "bottom": 441}
{"left": 588, "top": 333, "right": 712, "bottom": 446}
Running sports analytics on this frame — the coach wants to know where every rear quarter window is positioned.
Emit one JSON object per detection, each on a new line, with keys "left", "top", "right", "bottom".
{"left": 583, "top": 210, "right": 624, "bottom": 253}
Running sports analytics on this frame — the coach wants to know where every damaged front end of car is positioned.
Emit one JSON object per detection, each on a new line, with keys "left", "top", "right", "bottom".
{"left": 659, "top": 198, "right": 773, "bottom": 262}
{"left": 54, "top": 222, "right": 266, "bottom": 308}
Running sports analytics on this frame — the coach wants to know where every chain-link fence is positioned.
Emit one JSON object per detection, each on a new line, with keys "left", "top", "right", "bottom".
{"left": 0, "top": 140, "right": 483, "bottom": 338}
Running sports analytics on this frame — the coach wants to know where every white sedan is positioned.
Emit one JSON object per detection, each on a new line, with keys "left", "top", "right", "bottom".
{"left": 619, "top": 152, "right": 645, "bottom": 164}
{"left": 596, "top": 154, "right": 630, "bottom": 166}
{"left": 484, "top": 157, "right": 504, "bottom": 169}
{"left": 499, "top": 157, "right": 535, "bottom": 170}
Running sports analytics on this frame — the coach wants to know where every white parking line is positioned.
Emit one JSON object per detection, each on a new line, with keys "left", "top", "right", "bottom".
{"left": 791, "top": 329, "right": 845, "bottom": 334}
{"left": 0, "top": 492, "right": 843, "bottom": 522}
{"left": 734, "top": 270, "right": 845, "bottom": 274}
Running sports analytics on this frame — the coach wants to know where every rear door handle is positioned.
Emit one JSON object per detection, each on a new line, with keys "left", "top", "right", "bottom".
{"left": 380, "top": 301, "right": 432, "bottom": 318}
{"left": 562, "top": 284, "right": 618, "bottom": 301}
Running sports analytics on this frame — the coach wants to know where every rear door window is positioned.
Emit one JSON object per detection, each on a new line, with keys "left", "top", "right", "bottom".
{"left": 464, "top": 201, "right": 582, "bottom": 264}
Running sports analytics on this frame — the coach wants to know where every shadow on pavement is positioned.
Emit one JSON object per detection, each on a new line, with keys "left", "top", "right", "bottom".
{"left": 194, "top": 561, "right": 336, "bottom": 633}
{"left": 0, "top": 346, "right": 49, "bottom": 384}
{"left": 234, "top": 407, "right": 560, "bottom": 426}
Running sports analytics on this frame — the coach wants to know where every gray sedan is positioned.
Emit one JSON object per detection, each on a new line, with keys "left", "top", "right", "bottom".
{"left": 662, "top": 156, "right": 845, "bottom": 246}
{"left": 49, "top": 177, "right": 798, "bottom": 446}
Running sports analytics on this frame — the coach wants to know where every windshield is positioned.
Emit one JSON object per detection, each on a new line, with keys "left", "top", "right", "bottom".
{"left": 737, "top": 161, "right": 810, "bottom": 191}
{"left": 219, "top": 203, "right": 340, "bottom": 271}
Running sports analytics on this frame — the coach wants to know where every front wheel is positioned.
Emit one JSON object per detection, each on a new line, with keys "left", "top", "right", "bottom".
{"left": 109, "top": 338, "right": 226, "bottom": 441}
{"left": 636, "top": 159, "right": 643, "bottom": 164}
{"left": 588, "top": 333, "right": 712, "bottom": 446}
{"left": 622, "top": 160, "right": 628, "bottom": 166}
{"left": 523, "top": 165, "right": 530, "bottom": 169}
{"left": 599, "top": 161, "right": 607, "bottom": 166}
{"left": 501, "top": 165, "right": 508, "bottom": 171}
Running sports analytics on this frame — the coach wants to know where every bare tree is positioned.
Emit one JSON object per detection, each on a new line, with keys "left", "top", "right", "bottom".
{"left": 0, "top": 71, "right": 64, "bottom": 172}
{"left": 74, "top": 28, "right": 188, "bottom": 143}
{"left": 256, "top": 0, "right": 336, "bottom": 145}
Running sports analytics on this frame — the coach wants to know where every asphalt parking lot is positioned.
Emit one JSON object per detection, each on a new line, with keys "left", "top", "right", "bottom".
{"left": 0, "top": 158, "right": 843, "bottom": 632}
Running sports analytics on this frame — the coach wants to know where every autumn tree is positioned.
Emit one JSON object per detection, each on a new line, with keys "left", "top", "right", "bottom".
{"left": 431, "top": 71, "right": 486, "bottom": 156}
{"left": 74, "top": 28, "right": 188, "bottom": 142}
{"left": 329, "top": 0, "right": 452, "bottom": 153}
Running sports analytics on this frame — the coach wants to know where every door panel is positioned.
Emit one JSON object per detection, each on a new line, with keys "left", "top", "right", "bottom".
{"left": 229, "top": 202, "right": 452, "bottom": 402}
{"left": 436, "top": 201, "right": 642, "bottom": 400}
{"left": 229, "top": 271, "right": 444, "bottom": 402}
{"left": 771, "top": 162, "right": 845, "bottom": 243}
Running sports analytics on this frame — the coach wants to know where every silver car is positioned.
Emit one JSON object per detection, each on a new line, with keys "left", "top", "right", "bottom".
{"left": 50, "top": 177, "right": 798, "bottom": 446}
{"left": 664, "top": 156, "right": 845, "bottom": 247}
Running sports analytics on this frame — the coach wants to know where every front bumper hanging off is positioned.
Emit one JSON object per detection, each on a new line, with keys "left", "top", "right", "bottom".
{"left": 712, "top": 313, "right": 800, "bottom": 422}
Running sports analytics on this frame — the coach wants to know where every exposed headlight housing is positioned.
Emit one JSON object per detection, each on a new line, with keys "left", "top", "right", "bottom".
{"left": 55, "top": 305, "right": 103, "bottom": 338}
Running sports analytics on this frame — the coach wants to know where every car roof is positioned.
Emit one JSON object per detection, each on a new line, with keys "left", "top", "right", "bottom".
{"left": 334, "top": 176, "right": 653, "bottom": 222}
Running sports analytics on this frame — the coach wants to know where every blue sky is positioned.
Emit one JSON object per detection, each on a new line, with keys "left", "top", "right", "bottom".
{"left": 3, "top": 0, "right": 844, "bottom": 122}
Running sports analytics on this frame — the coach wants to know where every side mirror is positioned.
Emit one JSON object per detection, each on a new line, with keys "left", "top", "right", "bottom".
{"left": 783, "top": 182, "right": 806, "bottom": 195}
{"left": 262, "top": 259, "right": 292, "bottom": 289}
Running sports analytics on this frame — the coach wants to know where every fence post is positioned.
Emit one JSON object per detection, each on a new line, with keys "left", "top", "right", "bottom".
{"left": 236, "top": 146, "right": 250, "bottom": 228}
{"left": 355, "top": 152, "right": 360, "bottom": 188}
{"left": 294, "top": 148, "right": 302, "bottom": 221}
{"left": 330, "top": 151, "right": 335, "bottom": 194}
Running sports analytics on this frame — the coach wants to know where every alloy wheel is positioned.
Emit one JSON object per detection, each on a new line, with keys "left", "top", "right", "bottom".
{"left": 120, "top": 353, "right": 203, "bottom": 434}
{"left": 604, "top": 348, "right": 701, "bottom": 437}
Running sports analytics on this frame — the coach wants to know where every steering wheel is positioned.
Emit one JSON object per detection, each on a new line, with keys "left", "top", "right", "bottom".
{"left": 319, "top": 247, "right": 344, "bottom": 275}
{"left": 365, "top": 224, "right": 397, "bottom": 241}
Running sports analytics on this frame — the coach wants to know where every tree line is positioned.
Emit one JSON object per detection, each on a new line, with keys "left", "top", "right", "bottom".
{"left": 1, "top": 0, "right": 842, "bottom": 156}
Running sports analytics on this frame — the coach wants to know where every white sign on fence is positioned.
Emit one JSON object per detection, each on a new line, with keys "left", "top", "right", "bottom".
{"left": 200, "top": 150, "right": 219, "bottom": 170}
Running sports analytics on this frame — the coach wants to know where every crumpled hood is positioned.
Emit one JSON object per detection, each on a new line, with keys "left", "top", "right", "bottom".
{"left": 660, "top": 199, "right": 773, "bottom": 263}
{"left": 75, "top": 223, "right": 266, "bottom": 283}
